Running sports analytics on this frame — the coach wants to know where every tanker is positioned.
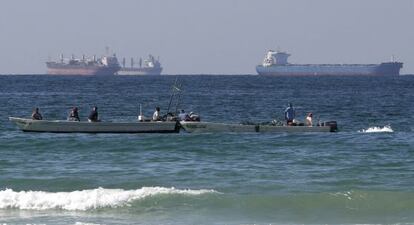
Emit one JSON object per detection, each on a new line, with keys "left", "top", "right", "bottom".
{"left": 46, "top": 54, "right": 121, "bottom": 75}
{"left": 256, "top": 50, "right": 403, "bottom": 76}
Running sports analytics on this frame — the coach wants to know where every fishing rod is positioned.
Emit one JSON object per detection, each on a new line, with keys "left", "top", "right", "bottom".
{"left": 174, "top": 82, "right": 183, "bottom": 115}
{"left": 167, "top": 78, "right": 181, "bottom": 114}
{"left": 166, "top": 77, "right": 178, "bottom": 114}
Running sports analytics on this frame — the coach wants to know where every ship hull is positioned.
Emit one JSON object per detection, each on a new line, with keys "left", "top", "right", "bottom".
{"left": 46, "top": 63, "right": 120, "bottom": 76}
{"left": 256, "top": 62, "right": 403, "bottom": 76}
{"left": 117, "top": 67, "right": 163, "bottom": 75}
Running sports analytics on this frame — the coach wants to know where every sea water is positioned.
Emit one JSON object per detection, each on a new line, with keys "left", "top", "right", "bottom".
{"left": 0, "top": 75, "right": 413, "bottom": 225}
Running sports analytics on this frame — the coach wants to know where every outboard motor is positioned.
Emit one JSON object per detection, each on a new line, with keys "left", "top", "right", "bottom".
{"left": 324, "top": 121, "right": 338, "bottom": 132}
{"left": 189, "top": 112, "right": 201, "bottom": 122}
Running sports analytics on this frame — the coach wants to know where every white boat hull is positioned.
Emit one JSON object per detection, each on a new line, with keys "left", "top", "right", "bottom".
{"left": 9, "top": 117, "right": 179, "bottom": 133}
{"left": 180, "top": 122, "right": 336, "bottom": 133}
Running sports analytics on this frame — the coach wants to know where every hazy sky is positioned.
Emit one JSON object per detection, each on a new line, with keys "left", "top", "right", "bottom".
{"left": 0, "top": 0, "right": 413, "bottom": 74}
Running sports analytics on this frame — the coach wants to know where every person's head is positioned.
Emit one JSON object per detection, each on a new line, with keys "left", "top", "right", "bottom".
{"left": 93, "top": 106, "right": 98, "bottom": 111}
{"left": 34, "top": 107, "right": 39, "bottom": 113}
{"left": 308, "top": 112, "right": 313, "bottom": 117}
{"left": 73, "top": 107, "right": 78, "bottom": 112}
{"left": 181, "top": 109, "right": 185, "bottom": 113}
{"left": 156, "top": 107, "right": 160, "bottom": 111}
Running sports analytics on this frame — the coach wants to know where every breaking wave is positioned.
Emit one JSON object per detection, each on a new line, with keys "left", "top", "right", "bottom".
{"left": 359, "top": 125, "right": 394, "bottom": 133}
{"left": 0, "top": 187, "right": 217, "bottom": 211}
{"left": 74, "top": 223, "right": 103, "bottom": 225}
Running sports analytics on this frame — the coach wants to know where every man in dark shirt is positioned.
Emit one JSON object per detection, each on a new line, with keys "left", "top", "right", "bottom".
{"left": 31, "top": 108, "right": 43, "bottom": 120}
{"left": 88, "top": 106, "right": 100, "bottom": 122}
{"left": 68, "top": 107, "right": 80, "bottom": 121}
{"left": 284, "top": 103, "right": 296, "bottom": 125}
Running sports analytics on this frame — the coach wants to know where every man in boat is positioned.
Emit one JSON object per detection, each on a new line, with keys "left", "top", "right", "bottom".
{"left": 31, "top": 108, "right": 43, "bottom": 120}
{"left": 178, "top": 109, "right": 190, "bottom": 121}
{"left": 68, "top": 107, "right": 80, "bottom": 122}
{"left": 88, "top": 106, "right": 100, "bottom": 122}
{"left": 306, "top": 112, "right": 313, "bottom": 126}
{"left": 284, "top": 103, "right": 296, "bottom": 126}
{"left": 152, "top": 106, "right": 162, "bottom": 121}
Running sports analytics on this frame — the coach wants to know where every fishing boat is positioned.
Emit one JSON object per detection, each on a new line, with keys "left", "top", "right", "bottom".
{"left": 180, "top": 121, "right": 338, "bottom": 133}
{"left": 9, "top": 117, "right": 179, "bottom": 133}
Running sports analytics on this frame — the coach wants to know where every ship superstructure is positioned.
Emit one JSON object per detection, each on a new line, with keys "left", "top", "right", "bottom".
{"left": 117, "top": 55, "right": 163, "bottom": 75}
{"left": 256, "top": 50, "right": 403, "bottom": 76}
{"left": 46, "top": 53, "right": 121, "bottom": 75}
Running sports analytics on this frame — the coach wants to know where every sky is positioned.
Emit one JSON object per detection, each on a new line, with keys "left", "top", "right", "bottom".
{"left": 0, "top": 0, "right": 413, "bottom": 74}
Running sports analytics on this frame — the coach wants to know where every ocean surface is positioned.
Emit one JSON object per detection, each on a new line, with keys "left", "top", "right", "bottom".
{"left": 0, "top": 75, "right": 413, "bottom": 225}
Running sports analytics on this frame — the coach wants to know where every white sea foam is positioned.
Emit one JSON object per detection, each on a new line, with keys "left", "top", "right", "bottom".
{"left": 74, "top": 223, "right": 104, "bottom": 225}
{"left": 359, "top": 125, "right": 394, "bottom": 133}
{"left": 0, "top": 187, "right": 217, "bottom": 211}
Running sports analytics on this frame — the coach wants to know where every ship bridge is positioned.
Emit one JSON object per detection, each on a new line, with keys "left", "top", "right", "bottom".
{"left": 263, "top": 50, "right": 291, "bottom": 67}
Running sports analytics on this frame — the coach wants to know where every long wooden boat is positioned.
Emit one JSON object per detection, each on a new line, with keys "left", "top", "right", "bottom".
{"left": 180, "top": 121, "right": 338, "bottom": 133}
{"left": 9, "top": 117, "right": 179, "bottom": 133}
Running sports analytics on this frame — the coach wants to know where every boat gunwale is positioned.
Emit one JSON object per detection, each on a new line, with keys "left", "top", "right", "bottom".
{"left": 180, "top": 121, "right": 336, "bottom": 133}
{"left": 9, "top": 117, "right": 180, "bottom": 133}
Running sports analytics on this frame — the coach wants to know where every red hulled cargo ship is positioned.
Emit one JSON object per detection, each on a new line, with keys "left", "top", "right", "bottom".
{"left": 46, "top": 54, "right": 121, "bottom": 75}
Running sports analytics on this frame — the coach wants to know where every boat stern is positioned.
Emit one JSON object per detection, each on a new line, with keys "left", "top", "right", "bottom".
{"left": 323, "top": 121, "right": 338, "bottom": 132}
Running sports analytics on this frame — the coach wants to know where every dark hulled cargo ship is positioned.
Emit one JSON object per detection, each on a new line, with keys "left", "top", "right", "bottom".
{"left": 256, "top": 50, "right": 403, "bottom": 76}
{"left": 46, "top": 54, "right": 121, "bottom": 75}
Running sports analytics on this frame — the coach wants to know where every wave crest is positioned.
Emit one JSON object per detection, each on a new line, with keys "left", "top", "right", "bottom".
{"left": 359, "top": 125, "right": 394, "bottom": 133}
{"left": 0, "top": 187, "right": 217, "bottom": 211}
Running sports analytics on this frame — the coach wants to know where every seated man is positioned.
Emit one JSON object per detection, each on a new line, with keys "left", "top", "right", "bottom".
{"left": 88, "top": 106, "right": 100, "bottom": 122}
{"left": 31, "top": 108, "right": 43, "bottom": 120}
{"left": 68, "top": 107, "right": 80, "bottom": 122}
{"left": 152, "top": 107, "right": 162, "bottom": 121}
{"left": 306, "top": 112, "right": 313, "bottom": 126}
{"left": 178, "top": 109, "right": 190, "bottom": 121}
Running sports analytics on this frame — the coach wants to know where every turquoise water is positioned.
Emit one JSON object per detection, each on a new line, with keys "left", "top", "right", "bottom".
{"left": 0, "top": 75, "right": 414, "bottom": 225}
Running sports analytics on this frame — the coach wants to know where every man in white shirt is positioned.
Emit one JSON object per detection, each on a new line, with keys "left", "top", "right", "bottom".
{"left": 306, "top": 112, "right": 313, "bottom": 126}
{"left": 152, "top": 107, "right": 161, "bottom": 121}
{"left": 178, "top": 109, "right": 190, "bottom": 121}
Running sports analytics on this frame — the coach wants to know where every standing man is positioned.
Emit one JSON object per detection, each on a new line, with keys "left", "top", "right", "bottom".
{"left": 284, "top": 103, "right": 296, "bottom": 125}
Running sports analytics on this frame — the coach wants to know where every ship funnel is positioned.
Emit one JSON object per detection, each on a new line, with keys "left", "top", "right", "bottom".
{"left": 131, "top": 57, "right": 134, "bottom": 68}
{"left": 93, "top": 55, "right": 96, "bottom": 61}
{"left": 122, "top": 57, "right": 126, "bottom": 68}
{"left": 60, "top": 54, "right": 64, "bottom": 63}
{"left": 82, "top": 54, "right": 85, "bottom": 61}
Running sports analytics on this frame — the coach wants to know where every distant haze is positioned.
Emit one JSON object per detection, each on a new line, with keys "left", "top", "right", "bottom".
{"left": 0, "top": 0, "right": 413, "bottom": 74}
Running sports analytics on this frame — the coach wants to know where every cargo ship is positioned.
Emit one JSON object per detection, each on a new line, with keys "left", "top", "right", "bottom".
{"left": 256, "top": 50, "right": 403, "bottom": 76}
{"left": 46, "top": 54, "right": 121, "bottom": 75}
{"left": 117, "top": 55, "right": 162, "bottom": 75}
